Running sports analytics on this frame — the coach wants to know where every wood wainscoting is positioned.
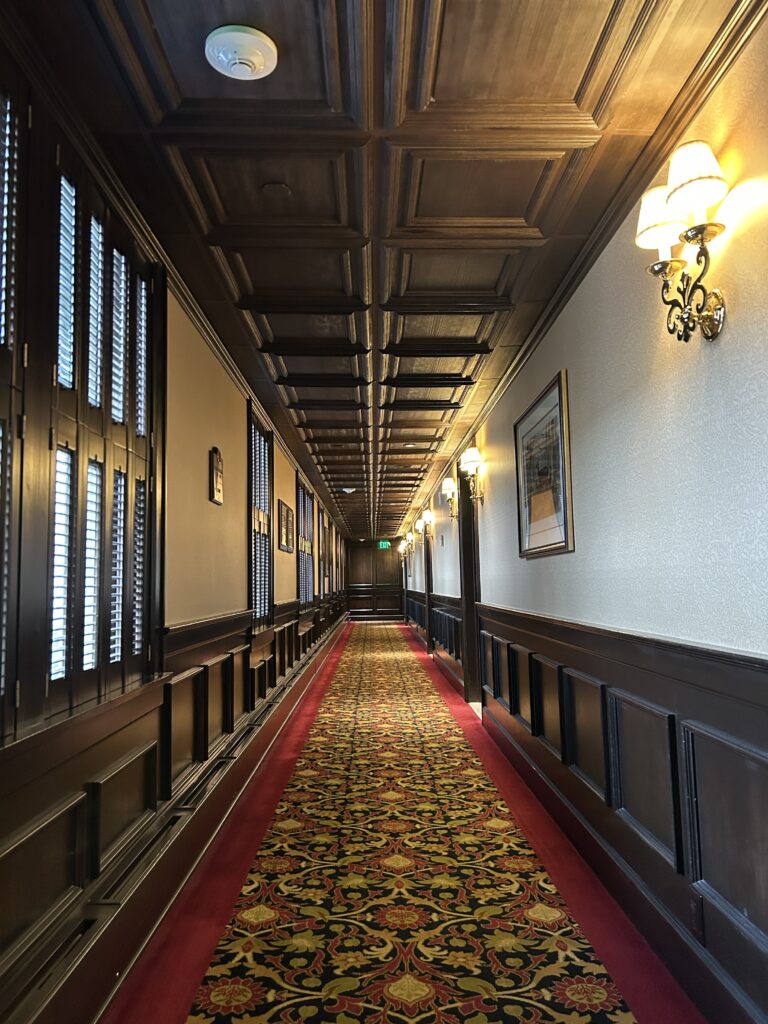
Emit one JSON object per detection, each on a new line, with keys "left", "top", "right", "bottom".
{"left": 477, "top": 603, "right": 768, "bottom": 1024}
{"left": 0, "top": 600, "right": 348, "bottom": 1024}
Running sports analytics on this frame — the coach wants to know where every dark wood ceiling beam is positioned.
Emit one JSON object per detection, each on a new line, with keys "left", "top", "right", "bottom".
{"left": 238, "top": 296, "right": 369, "bottom": 314}
{"left": 381, "top": 400, "right": 462, "bottom": 411}
{"left": 298, "top": 420, "right": 368, "bottom": 430}
{"left": 382, "top": 295, "right": 514, "bottom": 314}
{"left": 381, "top": 375, "right": 475, "bottom": 388}
{"left": 262, "top": 341, "right": 370, "bottom": 356}
{"left": 277, "top": 375, "right": 369, "bottom": 388}
{"left": 208, "top": 226, "right": 368, "bottom": 249}
{"left": 288, "top": 400, "right": 368, "bottom": 411}
{"left": 382, "top": 340, "right": 492, "bottom": 356}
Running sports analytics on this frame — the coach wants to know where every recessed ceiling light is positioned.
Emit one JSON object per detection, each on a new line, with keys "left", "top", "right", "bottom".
{"left": 342, "top": 487, "right": 356, "bottom": 493}
{"left": 204, "top": 25, "right": 278, "bottom": 81}
{"left": 404, "top": 442, "right": 415, "bottom": 448}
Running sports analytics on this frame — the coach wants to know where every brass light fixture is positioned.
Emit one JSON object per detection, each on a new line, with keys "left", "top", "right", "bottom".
{"left": 414, "top": 517, "right": 425, "bottom": 541}
{"left": 422, "top": 508, "right": 435, "bottom": 537}
{"left": 441, "top": 476, "right": 458, "bottom": 519}
{"left": 459, "top": 445, "right": 484, "bottom": 504}
{"left": 636, "top": 140, "right": 729, "bottom": 343}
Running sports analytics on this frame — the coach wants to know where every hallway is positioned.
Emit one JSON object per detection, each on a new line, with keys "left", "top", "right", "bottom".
{"left": 103, "top": 624, "right": 703, "bottom": 1024}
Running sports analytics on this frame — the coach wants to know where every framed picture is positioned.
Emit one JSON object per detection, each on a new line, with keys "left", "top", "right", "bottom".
{"left": 209, "top": 447, "right": 224, "bottom": 505}
{"left": 278, "top": 499, "right": 294, "bottom": 552}
{"left": 514, "top": 369, "right": 574, "bottom": 558}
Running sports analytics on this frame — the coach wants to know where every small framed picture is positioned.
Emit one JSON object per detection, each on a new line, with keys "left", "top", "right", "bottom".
{"left": 278, "top": 499, "right": 294, "bottom": 552}
{"left": 209, "top": 446, "right": 224, "bottom": 505}
{"left": 514, "top": 369, "right": 574, "bottom": 558}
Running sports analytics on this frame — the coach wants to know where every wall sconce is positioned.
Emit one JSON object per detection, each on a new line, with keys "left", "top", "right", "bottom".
{"left": 422, "top": 508, "right": 435, "bottom": 537}
{"left": 459, "top": 445, "right": 484, "bottom": 504}
{"left": 405, "top": 530, "right": 414, "bottom": 552}
{"left": 414, "top": 518, "right": 425, "bottom": 541}
{"left": 635, "top": 140, "right": 728, "bottom": 343}
{"left": 441, "top": 476, "right": 458, "bottom": 519}
{"left": 397, "top": 538, "right": 408, "bottom": 562}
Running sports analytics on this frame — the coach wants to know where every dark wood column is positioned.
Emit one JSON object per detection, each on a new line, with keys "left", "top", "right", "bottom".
{"left": 457, "top": 472, "right": 482, "bottom": 702}
{"left": 424, "top": 529, "right": 434, "bottom": 653}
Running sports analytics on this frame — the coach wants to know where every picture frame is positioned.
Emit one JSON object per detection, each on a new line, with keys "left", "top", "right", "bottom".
{"left": 513, "top": 369, "right": 574, "bottom": 558}
{"left": 209, "top": 446, "right": 224, "bottom": 505}
{"left": 278, "top": 499, "right": 294, "bottom": 553}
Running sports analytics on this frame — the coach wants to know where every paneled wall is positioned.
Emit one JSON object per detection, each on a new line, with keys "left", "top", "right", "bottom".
{"left": 407, "top": 535, "right": 425, "bottom": 592}
{"left": 165, "top": 295, "right": 248, "bottom": 625}
{"left": 476, "top": 20, "right": 768, "bottom": 657}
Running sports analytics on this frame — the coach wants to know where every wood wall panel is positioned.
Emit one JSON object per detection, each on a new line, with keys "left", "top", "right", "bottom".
{"left": 477, "top": 602, "right": 768, "bottom": 1024}
{"left": 609, "top": 691, "right": 680, "bottom": 867}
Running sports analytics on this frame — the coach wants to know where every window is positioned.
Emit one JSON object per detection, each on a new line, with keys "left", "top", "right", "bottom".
{"left": 250, "top": 417, "right": 271, "bottom": 625}
{"left": 0, "top": 421, "right": 9, "bottom": 698}
{"left": 135, "top": 277, "right": 148, "bottom": 436}
{"left": 131, "top": 478, "right": 146, "bottom": 656}
{"left": 298, "top": 482, "right": 314, "bottom": 606}
{"left": 57, "top": 176, "right": 77, "bottom": 389}
{"left": 50, "top": 448, "right": 74, "bottom": 681}
{"left": 109, "top": 469, "right": 126, "bottom": 663}
{"left": 0, "top": 89, "right": 17, "bottom": 349}
{"left": 82, "top": 460, "right": 102, "bottom": 671}
{"left": 87, "top": 217, "right": 104, "bottom": 406}
{"left": 111, "top": 249, "right": 128, "bottom": 423}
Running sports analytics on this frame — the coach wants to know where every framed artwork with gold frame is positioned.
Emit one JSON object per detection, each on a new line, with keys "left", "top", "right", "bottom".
{"left": 278, "top": 499, "right": 294, "bottom": 553}
{"left": 514, "top": 369, "right": 574, "bottom": 558}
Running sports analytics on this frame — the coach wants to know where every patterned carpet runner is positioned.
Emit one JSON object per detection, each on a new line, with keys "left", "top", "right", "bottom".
{"left": 187, "top": 624, "right": 636, "bottom": 1023}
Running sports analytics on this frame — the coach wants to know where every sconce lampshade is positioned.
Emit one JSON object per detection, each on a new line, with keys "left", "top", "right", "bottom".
{"left": 398, "top": 539, "right": 407, "bottom": 553}
{"left": 415, "top": 519, "right": 424, "bottom": 534}
{"left": 666, "top": 140, "right": 728, "bottom": 218}
{"left": 406, "top": 531, "right": 414, "bottom": 543}
{"left": 442, "top": 476, "right": 457, "bottom": 498}
{"left": 422, "top": 509, "right": 435, "bottom": 527}
{"left": 635, "top": 185, "right": 687, "bottom": 250}
{"left": 459, "top": 446, "right": 482, "bottom": 477}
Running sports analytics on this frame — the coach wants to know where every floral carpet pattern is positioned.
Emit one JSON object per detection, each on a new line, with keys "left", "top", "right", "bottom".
{"left": 188, "top": 624, "right": 636, "bottom": 1024}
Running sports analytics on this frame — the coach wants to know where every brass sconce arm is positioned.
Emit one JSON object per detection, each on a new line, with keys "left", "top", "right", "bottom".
{"left": 652, "top": 224, "right": 726, "bottom": 343}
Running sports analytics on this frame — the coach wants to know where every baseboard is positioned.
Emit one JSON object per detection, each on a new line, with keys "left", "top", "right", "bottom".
{"left": 483, "top": 708, "right": 764, "bottom": 1024}
{"left": 7, "top": 618, "right": 349, "bottom": 1024}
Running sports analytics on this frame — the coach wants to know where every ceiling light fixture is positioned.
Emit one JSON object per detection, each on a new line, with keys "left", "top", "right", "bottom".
{"left": 204, "top": 25, "right": 278, "bottom": 81}
{"left": 341, "top": 487, "right": 356, "bottom": 494}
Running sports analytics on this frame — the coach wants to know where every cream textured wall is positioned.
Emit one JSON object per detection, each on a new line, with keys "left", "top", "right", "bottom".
{"left": 431, "top": 486, "right": 461, "bottom": 599}
{"left": 477, "top": 23, "right": 768, "bottom": 656}
{"left": 165, "top": 294, "right": 247, "bottom": 625}
{"left": 408, "top": 535, "right": 425, "bottom": 593}
{"left": 273, "top": 444, "right": 297, "bottom": 605}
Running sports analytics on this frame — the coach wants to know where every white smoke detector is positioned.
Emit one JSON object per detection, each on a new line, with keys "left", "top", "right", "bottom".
{"left": 204, "top": 25, "right": 278, "bottom": 81}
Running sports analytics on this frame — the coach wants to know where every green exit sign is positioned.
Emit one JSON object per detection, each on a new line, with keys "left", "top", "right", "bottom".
{"left": 377, "top": 540, "right": 391, "bottom": 549}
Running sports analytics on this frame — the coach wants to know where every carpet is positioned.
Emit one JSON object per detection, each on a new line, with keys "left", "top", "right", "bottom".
{"left": 186, "top": 623, "right": 640, "bottom": 1023}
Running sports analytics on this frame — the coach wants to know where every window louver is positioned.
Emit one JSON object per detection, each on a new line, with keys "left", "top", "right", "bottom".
{"left": 87, "top": 218, "right": 104, "bottom": 407}
{"left": 82, "top": 460, "right": 102, "bottom": 670}
{"left": 111, "top": 250, "right": 128, "bottom": 423}
{"left": 250, "top": 421, "right": 271, "bottom": 624}
{"left": 50, "top": 447, "right": 74, "bottom": 681}
{"left": 57, "top": 177, "right": 77, "bottom": 389}
{"left": 0, "top": 92, "right": 17, "bottom": 348}
{"left": 298, "top": 484, "right": 314, "bottom": 606}
{"left": 135, "top": 278, "right": 148, "bottom": 436}
{"left": 0, "top": 421, "right": 8, "bottom": 697}
{"left": 110, "top": 469, "right": 125, "bottom": 662}
{"left": 132, "top": 478, "right": 145, "bottom": 656}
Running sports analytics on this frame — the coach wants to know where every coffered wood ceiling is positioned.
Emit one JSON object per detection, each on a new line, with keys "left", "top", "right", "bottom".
{"left": 8, "top": 0, "right": 765, "bottom": 535}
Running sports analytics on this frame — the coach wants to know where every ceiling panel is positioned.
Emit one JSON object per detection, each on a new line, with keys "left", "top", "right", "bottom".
{"left": 11, "top": 0, "right": 754, "bottom": 536}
